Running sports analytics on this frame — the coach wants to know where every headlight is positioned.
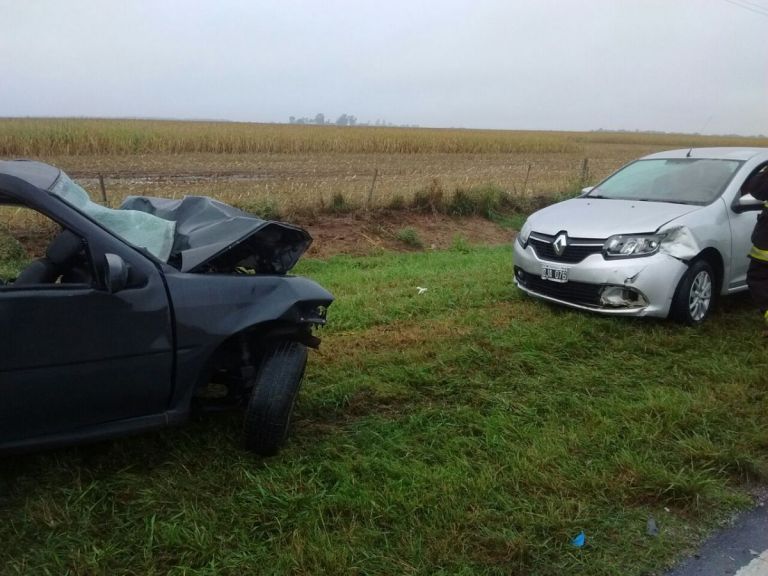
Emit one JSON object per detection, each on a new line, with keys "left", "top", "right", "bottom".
{"left": 517, "top": 219, "right": 532, "bottom": 247}
{"left": 603, "top": 234, "right": 664, "bottom": 258}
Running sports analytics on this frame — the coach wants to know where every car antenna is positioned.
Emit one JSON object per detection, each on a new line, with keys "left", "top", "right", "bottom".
{"left": 687, "top": 113, "right": 714, "bottom": 158}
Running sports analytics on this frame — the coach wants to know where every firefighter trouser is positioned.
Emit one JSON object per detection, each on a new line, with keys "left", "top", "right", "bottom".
{"left": 748, "top": 209, "right": 768, "bottom": 317}
{"left": 747, "top": 256, "right": 768, "bottom": 315}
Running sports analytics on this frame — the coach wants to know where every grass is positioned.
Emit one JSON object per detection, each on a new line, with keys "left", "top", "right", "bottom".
{"left": 2, "top": 245, "right": 767, "bottom": 575}
{"left": 232, "top": 198, "right": 282, "bottom": 221}
{"left": 327, "top": 192, "right": 353, "bottom": 214}
{"left": 0, "top": 231, "right": 29, "bottom": 281}
{"left": 394, "top": 227, "right": 424, "bottom": 248}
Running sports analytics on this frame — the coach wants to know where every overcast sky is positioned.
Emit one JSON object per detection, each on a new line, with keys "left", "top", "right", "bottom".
{"left": 1, "top": 0, "right": 766, "bottom": 135}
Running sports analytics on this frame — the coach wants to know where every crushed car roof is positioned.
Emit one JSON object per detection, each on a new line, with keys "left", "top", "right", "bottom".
{"left": 0, "top": 160, "right": 61, "bottom": 190}
{"left": 0, "top": 159, "right": 312, "bottom": 274}
{"left": 121, "top": 196, "right": 312, "bottom": 273}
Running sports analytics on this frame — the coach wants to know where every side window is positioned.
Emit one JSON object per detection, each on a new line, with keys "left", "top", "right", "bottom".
{"left": 741, "top": 163, "right": 768, "bottom": 198}
{"left": 0, "top": 205, "right": 95, "bottom": 288}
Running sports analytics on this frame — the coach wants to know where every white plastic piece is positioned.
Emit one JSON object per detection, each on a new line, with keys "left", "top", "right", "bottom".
{"left": 733, "top": 548, "right": 768, "bottom": 576}
{"left": 600, "top": 286, "right": 631, "bottom": 307}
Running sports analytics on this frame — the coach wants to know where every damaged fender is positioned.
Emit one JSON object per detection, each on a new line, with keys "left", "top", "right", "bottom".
{"left": 659, "top": 226, "right": 701, "bottom": 261}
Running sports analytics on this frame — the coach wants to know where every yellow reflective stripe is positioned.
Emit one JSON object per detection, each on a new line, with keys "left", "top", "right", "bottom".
{"left": 750, "top": 246, "right": 768, "bottom": 262}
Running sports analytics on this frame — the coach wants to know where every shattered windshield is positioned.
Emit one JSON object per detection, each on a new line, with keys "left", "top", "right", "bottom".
{"left": 49, "top": 173, "right": 175, "bottom": 261}
{"left": 588, "top": 158, "right": 743, "bottom": 205}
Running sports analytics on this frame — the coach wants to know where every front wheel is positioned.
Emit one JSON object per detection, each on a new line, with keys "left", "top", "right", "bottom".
{"left": 243, "top": 340, "right": 308, "bottom": 455}
{"left": 670, "top": 259, "right": 715, "bottom": 325}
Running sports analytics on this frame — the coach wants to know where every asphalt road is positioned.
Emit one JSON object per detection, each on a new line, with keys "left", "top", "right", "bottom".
{"left": 665, "top": 504, "right": 768, "bottom": 576}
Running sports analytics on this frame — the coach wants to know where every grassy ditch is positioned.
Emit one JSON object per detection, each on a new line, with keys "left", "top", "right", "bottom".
{"left": 1, "top": 245, "right": 767, "bottom": 575}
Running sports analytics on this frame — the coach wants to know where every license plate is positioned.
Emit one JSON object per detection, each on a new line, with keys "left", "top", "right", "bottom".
{"left": 541, "top": 265, "right": 568, "bottom": 283}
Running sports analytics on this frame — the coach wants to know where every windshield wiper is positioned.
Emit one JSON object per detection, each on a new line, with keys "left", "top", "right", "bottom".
{"left": 635, "top": 198, "right": 699, "bottom": 205}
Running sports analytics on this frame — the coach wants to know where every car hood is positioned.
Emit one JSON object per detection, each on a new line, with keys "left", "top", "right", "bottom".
{"left": 120, "top": 196, "right": 311, "bottom": 273}
{"left": 526, "top": 198, "right": 702, "bottom": 238}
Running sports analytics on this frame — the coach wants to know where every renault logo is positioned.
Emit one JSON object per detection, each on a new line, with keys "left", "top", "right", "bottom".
{"left": 553, "top": 233, "right": 568, "bottom": 256}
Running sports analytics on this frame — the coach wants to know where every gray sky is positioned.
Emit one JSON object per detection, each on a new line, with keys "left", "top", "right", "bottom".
{"left": 1, "top": 0, "right": 767, "bottom": 135}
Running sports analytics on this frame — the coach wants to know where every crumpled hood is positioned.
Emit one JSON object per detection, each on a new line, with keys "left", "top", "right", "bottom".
{"left": 120, "top": 196, "right": 311, "bottom": 273}
{"left": 527, "top": 197, "right": 702, "bottom": 238}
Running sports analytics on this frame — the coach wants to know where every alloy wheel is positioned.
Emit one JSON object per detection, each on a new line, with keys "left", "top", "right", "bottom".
{"left": 688, "top": 270, "right": 712, "bottom": 322}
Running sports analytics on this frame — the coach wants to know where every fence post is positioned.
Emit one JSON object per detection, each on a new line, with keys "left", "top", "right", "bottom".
{"left": 580, "top": 158, "right": 590, "bottom": 185}
{"left": 366, "top": 168, "right": 379, "bottom": 210}
{"left": 522, "top": 163, "right": 532, "bottom": 194}
{"left": 98, "top": 174, "right": 108, "bottom": 204}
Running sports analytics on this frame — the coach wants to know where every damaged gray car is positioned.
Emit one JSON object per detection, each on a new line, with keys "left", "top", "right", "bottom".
{"left": 0, "top": 160, "right": 333, "bottom": 455}
{"left": 514, "top": 147, "right": 768, "bottom": 324}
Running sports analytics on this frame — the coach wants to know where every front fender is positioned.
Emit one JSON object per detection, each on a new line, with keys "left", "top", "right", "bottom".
{"left": 163, "top": 273, "right": 333, "bottom": 410}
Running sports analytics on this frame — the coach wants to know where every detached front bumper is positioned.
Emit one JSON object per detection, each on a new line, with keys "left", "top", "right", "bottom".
{"left": 512, "top": 240, "right": 688, "bottom": 318}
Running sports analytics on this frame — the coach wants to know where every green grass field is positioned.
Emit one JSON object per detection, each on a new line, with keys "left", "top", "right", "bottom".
{"left": 2, "top": 245, "right": 767, "bottom": 575}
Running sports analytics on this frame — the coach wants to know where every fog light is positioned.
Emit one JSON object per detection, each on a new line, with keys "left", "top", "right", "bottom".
{"left": 600, "top": 286, "right": 648, "bottom": 308}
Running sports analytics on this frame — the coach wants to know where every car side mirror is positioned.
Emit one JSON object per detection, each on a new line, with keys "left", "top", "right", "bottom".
{"left": 733, "top": 193, "right": 764, "bottom": 213}
{"left": 103, "top": 253, "right": 129, "bottom": 293}
{"left": 579, "top": 186, "right": 594, "bottom": 197}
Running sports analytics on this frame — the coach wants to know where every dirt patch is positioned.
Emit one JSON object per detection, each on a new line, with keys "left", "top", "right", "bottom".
{"left": 297, "top": 211, "right": 514, "bottom": 258}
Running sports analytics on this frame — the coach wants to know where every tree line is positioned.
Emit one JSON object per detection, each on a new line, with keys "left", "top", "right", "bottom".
{"left": 288, "top": 114, "right": 418, "bottom": 128}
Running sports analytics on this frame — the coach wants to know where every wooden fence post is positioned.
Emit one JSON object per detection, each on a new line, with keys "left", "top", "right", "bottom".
{"left": 522, "top": 163, "right": 532, "bottom": 194}
{"left": 98, "top": 174, "right": 108, "bottom": 204}
{"left": 580, "top": 158, "right": 590, "bottom": 185}
{"left": 367, "top": 168, "right": 379, "bottom": 210}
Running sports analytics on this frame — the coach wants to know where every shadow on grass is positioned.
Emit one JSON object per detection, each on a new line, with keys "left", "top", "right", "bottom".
{"left": 0, "top": 412, "right": 245, "bottom": 505}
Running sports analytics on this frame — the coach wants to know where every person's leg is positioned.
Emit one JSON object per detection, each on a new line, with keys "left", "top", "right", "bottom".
{"left": 747, "top": 257, "right": 768, "bottom": 323}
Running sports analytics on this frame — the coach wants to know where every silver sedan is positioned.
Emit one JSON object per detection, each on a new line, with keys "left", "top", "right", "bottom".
{"left": 513, "top": 147, "right": 768, "bottom": 324}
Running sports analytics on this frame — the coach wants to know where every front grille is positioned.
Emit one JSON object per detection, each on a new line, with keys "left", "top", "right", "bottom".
{"left": 515, "top": 267, "right": 602, "bottom": 307}
{"left": 528, "top": 233, "right": 603, "bottom": 263}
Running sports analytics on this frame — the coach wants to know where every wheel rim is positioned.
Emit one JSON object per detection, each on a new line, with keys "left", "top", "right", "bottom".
{"left": 688, "top": 270, "right": 712, "bottom": 322}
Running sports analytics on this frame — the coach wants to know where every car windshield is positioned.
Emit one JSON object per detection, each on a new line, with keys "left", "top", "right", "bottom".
{"left": 587, "top": 158, "right": 743, "bottom": 205}
{"left": 49, "top": 173, "right": 175, "bottom": 261}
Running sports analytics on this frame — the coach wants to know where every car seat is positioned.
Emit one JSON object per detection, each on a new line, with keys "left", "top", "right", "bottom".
{"left": 14, "top": 230, "right": 84, "bottom": 285}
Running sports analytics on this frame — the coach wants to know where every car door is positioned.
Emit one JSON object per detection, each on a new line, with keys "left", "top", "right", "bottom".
{"left": 0, "top": 217, "right": 174, "bottom": 445}
{"left": 727, "top": 162, "right": 767, "bottom": 290}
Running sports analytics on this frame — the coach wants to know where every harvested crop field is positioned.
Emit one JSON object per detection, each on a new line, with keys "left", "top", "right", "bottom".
{"left": 3, "top": 119, "right": 768, "bottom": 218}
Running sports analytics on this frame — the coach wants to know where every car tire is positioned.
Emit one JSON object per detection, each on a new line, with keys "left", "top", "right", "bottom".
{"left": 670, "top": 259, "right": 715, "bottom": 325}
{"left": 243, "top": 340, "right": 308, "bottom": 456}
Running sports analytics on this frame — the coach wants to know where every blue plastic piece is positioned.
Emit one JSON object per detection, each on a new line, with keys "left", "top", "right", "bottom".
{"left": 571, "top": 531, "right": 586, "bottom": 548}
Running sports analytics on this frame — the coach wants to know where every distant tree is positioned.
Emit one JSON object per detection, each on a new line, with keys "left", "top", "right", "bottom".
{"left": 289, "top": 116, "right": 296, "bottom": 124}
{"left": 335, "top": 114, "right": 349, "bottom": 126}
{"left": 314, "top": 113, "right": 325, "bottom": 125}
{"left": 348, "top": 115, "right": 357, "bottom": 126}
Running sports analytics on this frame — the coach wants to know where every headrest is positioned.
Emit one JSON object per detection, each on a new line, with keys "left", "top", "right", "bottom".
{"left": 46, "top": 230, "right": 83, "bottom": 265}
